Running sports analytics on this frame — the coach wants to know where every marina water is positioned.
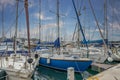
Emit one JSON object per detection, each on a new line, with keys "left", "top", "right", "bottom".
{"left": 34, "top": 65, "right": 98, "bottom": 80}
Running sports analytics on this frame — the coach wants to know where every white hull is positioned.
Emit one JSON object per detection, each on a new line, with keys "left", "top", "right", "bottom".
{"left": 109, "top": 48, "right": 120, "bottom": 61}
{"left": 111, "top": 53, "right": 120, "bottom": 61}
{"left": 62, "top": 47, "right": 107, "bottom": 63}
{"left": 5, "top": 68, "right": 32, "bottom": 80}
{"left": 0, "top": 53, "right": 39, "bottom": 80}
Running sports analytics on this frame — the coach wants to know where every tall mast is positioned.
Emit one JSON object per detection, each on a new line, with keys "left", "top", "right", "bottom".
{"left": 104, "top": 0, "right": 108, "bottom": 46}
{"left": 88, "top": 0, "right": 107, "bottom": 53}
{"left": 77, "top": 23, "right": 80, "bottom": 49}
{"left": 57, "top": 0, "right": 60, "bottom": 39}
{"left": 57, "top": 0, "right": 60, "bottom": 54}
{"left": 2, "top": 4, "right": 4, "bottom": 39}
{"left": 14, "top": 0, "right": 19, "bottom": 54}
{"left": 39, "top": 0, "right": 41, "bottom": 42}
{"left": 72, "top": 0, "right": 89, "bottom": 57}
{"left": 103, "top": 0, "right": 108, "bottom": 55}
{"left": 24, "top": 0, "right": 31, "bottom": 56}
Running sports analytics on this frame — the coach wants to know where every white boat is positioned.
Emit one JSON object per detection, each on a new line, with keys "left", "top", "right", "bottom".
{"left": 108, "top": 48, "right": 120, "bottom": 61}
{"left": 0, "top": 38, "right": 28, "bottom": 55}
{"left": 0, "top": 0, "right": 40, "bottom": 80}
{"left": 62, "top": 47, "right": 107, "bottom": 63}
{"left": 0, "top": 53, "right": 39, "bottom": 80}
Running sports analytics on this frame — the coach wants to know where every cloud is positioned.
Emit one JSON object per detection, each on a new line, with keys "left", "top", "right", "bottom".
{"left": 19, "top": 21, "right": 64, "bottom": 41}
{"left": 0, "top": 0, "right": 15, "bottom": 5}
{"left": 0, "top": 0, "right": 15, "bottom": 10}
{"left": 109, "top": 22, "right": 120, "bottom": 30}
{"left": 34, "top": 12, "right": 54, "bottom": 20}
{"left": 95, "top": 29, "right": 104, "bottom": 33}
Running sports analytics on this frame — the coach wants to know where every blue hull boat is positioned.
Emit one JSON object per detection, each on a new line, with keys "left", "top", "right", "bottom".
{"left": 39, "top": 57, "right": 92, "bottom": 72}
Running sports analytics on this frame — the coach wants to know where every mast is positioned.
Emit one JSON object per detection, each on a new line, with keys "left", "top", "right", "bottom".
{"left": 39, "top": 0, "right": 41, "bottom": 42}
{"left": 104, "top": 0, "right": 108, "bottom": 46}
{"left": 88, "top": 0, "right": 108, "bottom": 53}
{"left": 2, "top": 4, "right": 4, "bottom": 39}
{"left": 57, "top": 0, "right": 60, "bottom": 54}
{"left": 24, "top": 0, "right": 31, "bottom": 56}
{"left": 103, "top": 0, "right": 108, "bottom": 55}
{"left": 72, "top": 0, "right": 89, "bottom": 57}
{"left": 77, "top": 23, "right": 80, "bottom": 49}
{"left": 57, "top": 0, "right": 60, "bottom": 39}
{"left": 14, "top": 0, "right": 19, "bottom": 54}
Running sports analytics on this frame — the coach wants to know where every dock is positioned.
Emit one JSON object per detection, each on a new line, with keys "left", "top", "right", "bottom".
{"left": 91, "top": 62, "right": 114, "bottom": 72}
{"left": 87, "top": 63, "right": 120, "bottom": 80}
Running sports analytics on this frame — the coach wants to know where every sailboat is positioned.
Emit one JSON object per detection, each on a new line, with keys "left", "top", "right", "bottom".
{"left": 0, "top": 38, "right": 28, "bottom": 56}
{"left": 39, "top": 0, "right": 92, "bottom": 72}
{"left": 0, "top": 0, "right": 39, "bottom": 80}
{"left": 32, "top": 0, "right": 50, "bottom": 53}
{"left": 0, "top": 3, "right": 27, "bottom": 56}
{"left": 108, "top": 47, "right": 120, "bottom": 61}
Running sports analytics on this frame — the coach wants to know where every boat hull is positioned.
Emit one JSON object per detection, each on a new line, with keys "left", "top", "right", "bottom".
{"left": 0, "top": 50, "right": 28, "bottom": 56}
{"left": 39, "top": 57, "right": 92, "bottom": 72}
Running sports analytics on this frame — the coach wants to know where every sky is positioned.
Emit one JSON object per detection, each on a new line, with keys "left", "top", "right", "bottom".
{"left": 0, "top": 0, "right": 120, "bottom": 41}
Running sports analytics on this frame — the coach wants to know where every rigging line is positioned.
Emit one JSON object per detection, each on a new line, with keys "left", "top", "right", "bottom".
{"left": 13, "top": 0, "right": 19, "bottom": 67}
{"left": 90, "top": 15, "right": 104, "bottom": 40}
{"left": 88, "top": 0, "right": 107, "bottom": 50}
{"left": 89, "top": 12, "right": 101, "bottom": 41}
{"left": 15, "top": 0, "right": 19, "bottom": 44}
{"left": 73, "top": 0, "right": 84, "bottom": 38}
{"left": 4, "top": 7, "right": 25, "bottom": 38}
{"left": 107, "top": 0, "right": 114, "bottom": 41}
{"left": 111, "top": 2, "right": 114, "bottom": 41}
{"left": 75, "top": 61, "right": 82, "bottom": 77}
{"left": 109, "top": 1, "right": 120, "bottom": 30}
{"left": 114, "top": 13, "right": 120, "bottom": 28}
{"left": 72, "top": 23, "right": 77, "bottom": 41}
{"left": 116, "top": 13, "right": 120, "bottom": 22}
{"left": 90, "top": 26, "right": 98, "bottom": 40}
{"left": 113, "top": 12, "right": 120, "bottom": 30}
{"left": 104, "top": 0, "right": 108, "bottom": 41}
{"left": 78, "top": 0, "right": 83, "bottom": 13}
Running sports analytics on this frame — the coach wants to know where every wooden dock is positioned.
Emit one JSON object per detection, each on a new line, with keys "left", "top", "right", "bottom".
{"left": 87, "top": 63, "right": 120, "bottom": 80}
{"left": 91, "top": 63, "right": 114, "bottom": 72}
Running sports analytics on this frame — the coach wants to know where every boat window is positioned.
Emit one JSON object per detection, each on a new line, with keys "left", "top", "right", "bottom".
{"left": 90, "top": 49, "right": 99, "bottom": 52}
{"left": 118, "top": 49, "right": 120, "bottom": 52}
{"left": 7, "top": 46, "right": 13, "bottom": 48}
{"left": 63, "top": 52, "right": 69, "bottom": 54}
{"left": 7, "top": 42, "right": 13, "bottom": 45}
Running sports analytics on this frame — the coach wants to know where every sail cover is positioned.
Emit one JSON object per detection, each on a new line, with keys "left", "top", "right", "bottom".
{"left": 54, "top": 37, "right": 60, "bottom": 48}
